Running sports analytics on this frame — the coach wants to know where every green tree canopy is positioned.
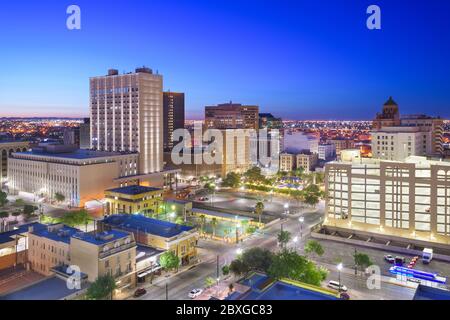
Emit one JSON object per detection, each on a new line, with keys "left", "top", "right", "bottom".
{"left": 0, "top": 211, "right": 9, "bottom": 220}
{"left": 268, "top": 249, "right": 328, "bottom": 286}
{"left": 222, "top": 265, "right": 230, "bottom": 276}
{"left": 60, "top": 210, "right": 90, "bottom": 228}
{"left": 160, "top": 251, "right": 180, "bottom": 271}
{"left": 277, "top": 230, "right": 291, "bottom": 249}
{"left": 0, "top": 191, "right": 8, "bottom": 207}
{"left": 222, "top": 172, "right": 241, "bottom": 188}
{"left": 54, "top": 192, "right": 65, "bottom": 203}
{"left": 244, "top": 166, "right": 267, "bottom": 184}
{"left": 241, "top": 247, "right": 274, "bottom": 273}
{"left": 304, "top": 240, "right": 325, "bottom": 258}
{"left": 86, "top": 274, "right": 117, "bottom": 300}
{"left": 354, "top": 252, "right": 373, "bottom": 272}
{"left": 204, "top": 277, "right": 216, "bottom": 288}
{"left": 229, "top": 259, "right": 250, "bottom": 277}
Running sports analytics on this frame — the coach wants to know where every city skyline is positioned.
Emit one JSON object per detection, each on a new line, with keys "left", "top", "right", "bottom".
{"left": 1, "top": 0, "right": 450, "bottom": 120}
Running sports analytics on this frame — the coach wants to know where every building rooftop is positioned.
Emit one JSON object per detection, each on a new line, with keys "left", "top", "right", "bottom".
{"left": 16, "top": 149, "right": 135, "bottom": 160}
{"left": 384, "top": 96, "right": 398, "bottom": 106}
{"left": 0, "top": 222, "right": 46, "bottom": 245}
{"left": 0, "top": 276, "right": 87, "bottom": 300}
{"left": 413, "top": 285, "right": 450, "bottom": 300}
{"left": 31, "top": 225, "right": 81, "bottom": 244}
{"left": 72, "top": 229, "right": 131, "bottom": 246}
{"left": 102, "top": 214, "right": 195, "bottom": 238}
{"left": 106, "top": 185, "right": 163, "bottom": 195}
{"left": 136, "top": 245, "right": 164, "bottom": 263}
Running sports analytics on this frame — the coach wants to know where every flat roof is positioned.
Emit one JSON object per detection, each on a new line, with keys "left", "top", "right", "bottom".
{"left": 102, "top": 214, "right": 195, "bottom": 238}
{"left": 15, "top": 149, "right": 136, "bottom": 160}
{"left": 136, "top": 245, "right": 165, "bottom": 263}
{"left": 0, "top": 276, "right": 87, "bottom": 300}
{"left": 0, "top": 222, "right": 47, "bottom": 245}
{"left": 31, "top": 225, "right": 81, "bottom": 244}
{"left": 72, "top": 229, "right": 131, "bottom": 245}
{"left": 106, "top": 185, "right": 163, "bottom": 195}
{"left": 414, "top": 285, "right": 450, "bottom": 300}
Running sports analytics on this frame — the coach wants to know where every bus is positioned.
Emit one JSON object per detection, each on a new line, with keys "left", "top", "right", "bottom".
{"left": 389, "top": 266, "right": 447, "bottom": 285}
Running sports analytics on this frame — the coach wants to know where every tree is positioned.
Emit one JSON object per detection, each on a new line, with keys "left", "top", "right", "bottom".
{"left": 222, "top": 265, "right": 230, "bottom": 276}
{"left": 60, "top": 210, "right": 90, "bottom": 229}
{"left": 86, "top": 274, "right": 117, "bottom": 300}
{"left": 199, "top": 215, "right": 206, "bottom": 236}
{"left": 204, "top": 277, "right": 216, "bottom": 288}
{"left": 277, "top": 230, "right": 291, "bottom": 249}
{"left": 0, "top": 191, "right": 8, "bottom": 207}
{"left": 12, "top": 211, "right": 22, "bottom": 221}
{"left": 268, "top": 249, "right": 327, "bottom": 286}
{"left": 222, "top": 172, "right": 241, "bottom": 188}
{"left": 304, "top": 240, "right": 325, "bottom": 258}
{"left": 244, "top": 167, "right": 266, "bottom": 184}
{"left": 54, "top": 192, "right": 65, "bottom": 203}
{"left": 240, "top": 247, "right": 274, "bottom": 273}
{"left": 254, "top": 201, "right": 264, "bottom": 224}
{"left": 0, "top": 211, "right": 9, "bottom": 222}
{"left": 354, "top": 252, "right": 373, "bottom": 274}
{"left": 210, "top": 218, "right": 218, "bottom": 238}
{"left": 23, "top": 205, "right": 38, "bottom": 216}
{"left": 302, "top": 184, "right": 323, "bottom": 208}
{"left": 160, "top": 251, "right": 180, "bottom": 272}
{"left": 14, "top": 198, "right": 25, "bottom": 207}
{"left": 229, "top": 259, "right": 249, "bottom": 277}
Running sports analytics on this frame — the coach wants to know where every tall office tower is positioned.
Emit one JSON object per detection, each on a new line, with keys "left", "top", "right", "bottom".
{"left": 163, "top": 91, "right": 185, "bottom": 151}
{"left": 205, "top": 102, "right": 259, "bottom": 130}
{"left": 90, "top": 68, "right": 163, "bottom": 174}
{"left": 372, "top": 96, "right": 401, "bottom": 130}
{"left": 79, "top": 118, "right": 91, "bottom": 149}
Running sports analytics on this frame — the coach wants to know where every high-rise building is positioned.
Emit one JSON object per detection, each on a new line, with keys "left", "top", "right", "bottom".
{"left": 163, "top": 92, "right": 185, "bottom": 151}
{"left": 90, "top": 67, "right": 163, "bottom": 174}
{"left": 205, "top": 102, "right": 259, "bottom": 130}
{"left": 79, "top": 118, "right": 91, "bottom": 149}
{"left": 0, "top": 140, "right": 30, "bottom": 185}
{"left": 401, "top": 114, "right": 444, "bottom": 156}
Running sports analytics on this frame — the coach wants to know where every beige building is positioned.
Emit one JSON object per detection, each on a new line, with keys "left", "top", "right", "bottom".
{"left": 371, "top": 127, "right": 431, "bottom": 161}
{"left": 280, "top": 153, "right": 295, "bottom": 172}
{"left": 28, "top": 223, "right": 137, "bottom": 289}
{"left": 296, "top": 152, "right": 319, "bottom": 173}
{"left": 328, "top": 139, "right": 354, "bottom": 156}
{"left": 8, "top": 145, "right": 138, "bottom": 207}
{"left": 205, "top": 103, "right": 259, "bottom": 130}
{"left": 90, "top": 67, "right": 163, "bottom": 175}
{"left": 401, "top": 115, "right": 444, "bottom": 156}
{"left": 0, "top": 140, "right": 30, "bottom": 184}
{"left": 219, "top": 129, "right": 252, "bottom": 177}
{"left": 325, "top": 156, "right": 450, "bottom": 243}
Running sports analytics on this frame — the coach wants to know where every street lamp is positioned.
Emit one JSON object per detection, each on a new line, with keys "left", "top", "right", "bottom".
{"left": 299, "top": 216, "right": 305, "bottom": 239}
{"left": 337, "top": 263, "right": 343, "bottom": 293}
{"left": 284, "top": 203, "right": 289, "bottom": 215}
{"left": 293, "top": 236, "right": 299, "bottom": 250}
{"left": 236, "top": 248, "right": 243, "bottom": 255}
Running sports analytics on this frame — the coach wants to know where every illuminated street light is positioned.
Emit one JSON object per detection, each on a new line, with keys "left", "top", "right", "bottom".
{"left": 337, "top": 263, "right": 343, "bottom": 293}
{"left": 236, "top": 248, "right": 243, "bottom": 255}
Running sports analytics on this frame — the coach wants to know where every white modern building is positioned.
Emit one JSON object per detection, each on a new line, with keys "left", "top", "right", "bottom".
{"left": 8, "top": 146, "right": 138, "bottom": 207}
{"left": 90, "top": 68, "right": 163, "bottom": 175}
{"left": 325, "top": 156, "right": 450, "bottom": 243}
{"left": 318, "top": 143, "right": 336, "bottom": 161}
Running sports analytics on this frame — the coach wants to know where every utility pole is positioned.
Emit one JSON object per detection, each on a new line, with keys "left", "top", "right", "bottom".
{"left": 166, "top": 283, "right": 169, "bottom": 300}
{"left": 216, "top": 255, "right": 220, "bottom": 279}
{"left": 354, "top": 248, "right": 358, "bottom": 276}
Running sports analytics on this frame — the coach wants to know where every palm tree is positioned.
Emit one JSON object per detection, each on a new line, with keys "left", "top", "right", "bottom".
{"left": 199, "top": 215, "right": 206, "bottom": 237}
{"left": 0, "top": 211, "right": 9, "bottom": 225}
{"left": 277, "top": 230, "right": 291, "bottom": 249}
{"left": 211, "top": 218, "right": 218, "bottom": 238}
{"left": 254, "top": 201, "right": 264, "bottom": 224}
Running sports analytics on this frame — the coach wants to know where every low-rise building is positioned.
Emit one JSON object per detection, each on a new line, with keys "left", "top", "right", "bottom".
{"left": 8, "top": 145, "right": 139, "bottom": 207}
{"left": 296, "top": 152, "right": 319, "bottom": 173}
{"left": 105, "top": 185, "right": 163, "bottom": 215}
{"left": 280, "top": 153, "right": 295, "bottom": 172}
{"left": 328, "top": 138, "right": 355, "bottom": 155}
{"left": 28, "top": 223, "right": 137, "bottom": 290}
{"left": 99, "top": 214, "right": 198, "bottom": 266}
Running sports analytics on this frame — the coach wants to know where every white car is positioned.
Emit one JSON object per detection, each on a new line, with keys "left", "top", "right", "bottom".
{"left": 327, "top": 281, "right": 348, "bottom": 292}
{"left": 188, "top": 288, "right": 203, "bottom": 299}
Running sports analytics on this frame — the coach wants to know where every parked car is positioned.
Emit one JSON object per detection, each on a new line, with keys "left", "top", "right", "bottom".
{"left": 327, "top": 281, "right": 348, "bottom": 292}
{"left": 134, "top": 288, "right": 147, "bottom": 298}
{"left": 188, "top": 288, "right": 203, "bottom": 299}
{"left": 384, "top": 255, "right": 395, "bottom": 263}
{"left": 395, "top": 256, "right": 406, "bottom": 265}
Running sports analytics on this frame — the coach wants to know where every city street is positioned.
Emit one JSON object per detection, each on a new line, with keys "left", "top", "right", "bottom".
{"left": 132, "top": 202, "right": 423, "bottom": 300}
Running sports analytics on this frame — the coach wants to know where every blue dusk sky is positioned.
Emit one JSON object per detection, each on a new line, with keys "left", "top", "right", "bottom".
{"left": 0, "top": 0, "right": 449, "bottom": 120}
